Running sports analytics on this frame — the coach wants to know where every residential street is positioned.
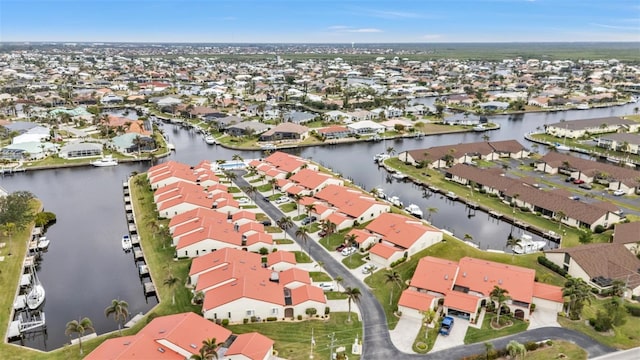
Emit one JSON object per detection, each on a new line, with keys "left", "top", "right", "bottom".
{"left": 233, "top": 170, "right": 616, "bottom": 360}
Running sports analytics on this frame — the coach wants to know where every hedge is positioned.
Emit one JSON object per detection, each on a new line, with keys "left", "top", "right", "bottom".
{"left": 537, "top": 256, "right": 568, "bottom": 277}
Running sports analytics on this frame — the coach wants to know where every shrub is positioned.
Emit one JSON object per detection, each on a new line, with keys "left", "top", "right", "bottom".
{"left": 590, "top": 311, "right": 613, "bottom": 332}
{"left": 390, "top": 257, "right": 407, "bottom": 267}
{"left": 221, "top": 319, "right": 229, "bottom": 327}
{"left": 530, "top": 303, "right": 536, "bottom": 313}
{"left": 251, "top": 316, "right": 258, "bottom": 323}
{"left": 35, "top": 211, "right": 57, "bottom": 227}
{"left": 266, "top": 317, "right": 278, "bottom": 322}
{"left": 243, "top": 318, "right": 249, "bottom": 324}
{"left": 594, "top": 225, "right": 606, "bottom": 234}
{"left": 524, "top": 341, "right": 539, "bottom": 351}
{"left": 297, "top": 315, "right": 303, "bottom": 320}
{"left": 324, "top": 306, "right": 330, "bottom": 315}
{"left": 259, "top": 247, "right": 269, "bottom": 255}
{"left": 624, "top": 304, "right": 640, "bottom": 317}
{"left": 306, "top": 308, "right": 318, "bottom": 316}
{"left": 537, "top": 256, "right": 568, "bottom": 277}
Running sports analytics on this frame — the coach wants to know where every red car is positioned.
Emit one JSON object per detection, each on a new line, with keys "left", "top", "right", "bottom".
{"left": 335, "top": 244, "right": 346, "bottom": 252}
{"left": 573, "top": 179, "right": 585, "bottom": 184}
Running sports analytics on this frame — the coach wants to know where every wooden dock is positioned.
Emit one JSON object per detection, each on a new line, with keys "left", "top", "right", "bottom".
{"left": 133, "top": 249, "right": 144, "bottom": 261}
{"left": 143, "top": 282, "right": 156, "bottom": 296}
{"left": 488, "top": 210, "right": 503, "bottom": 218}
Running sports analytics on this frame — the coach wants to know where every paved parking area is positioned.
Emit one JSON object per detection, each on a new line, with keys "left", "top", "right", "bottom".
{"left": 389, "top": 316, "right": 421, "bottom": 353}
{"left": 528, "top": 307, "right": 560, "bottom": 329}
{"left": 430, "top": 317, "right": 469, "bottom": 352}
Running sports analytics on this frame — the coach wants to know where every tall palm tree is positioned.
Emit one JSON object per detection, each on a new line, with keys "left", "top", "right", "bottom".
{"left": 223, "top": 171, "right": 237, "bottom": 183}
{"left": 344, "top": 233, "right": 357, "bottom": 248}
{"left": 296, "top": 226, "right": 310, "bottom": 252}
{"left": 304, "top": 203, "right": 316, "bottom": 218}
{"left": 65, "top": 317, "right": 94, "bottom": 355}
{"left": 320, "top": 220, "right": 336, "bottom": 236}
{"left": 562, "top": 277, "right": 593, "bottom": 320}
{"left": 104, "top": 299, "right": 129, "bottom": 335}
{"left": 268, "top": 178, "right": 278, "bottom": 195}
{"left": 386, "top": 146, "right": 396, "bottom": 156}
{"left": 489, "top": 286, "right": 510, "bottom": 326}
{"left": 232, "top": 153, "right": 243, "bottom": 162}
{"left": 277, "top": 216, "right": 293, "bottom": 240}
{"left": 554, "top": 210, "right": 566, "bottom": 230}
{"left": 506, "top": 340, "right": 526, "bottom": 359}
{"left": 293, "top": 194, "right": 304, "bottom": 215}
{"left": 334, "top": 276, "right": 344, "bottom": 291}
{"left": 384, "top": 270, "right": 403, "bottom": 306}
{"left": 242, "top": 185, "right": 257, "bottom": 200}
{"left": 199, "top": 337, "right": 223, "bottom": 359}
{"left": 164, "top": 273, "right": 179, "bottom": 305}
{"left": 343, "top": 287, "right": 361, "bottom": 323}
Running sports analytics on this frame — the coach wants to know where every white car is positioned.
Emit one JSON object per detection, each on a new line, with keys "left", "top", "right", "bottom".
{"left": 341, "top": 247, "right": 357, "bottom": 256}
{"left": 275, "top": 196, "right": 290, "bottom": 204}
{"left": 237, "top": 197, "right": 250, "bottom": 204}
{"left": 613, "top": 189, "right": 626, "bottom": 196}
{"left": 362, "top": 264, "right": 378, "bottom": 274}
{"left": 317, "top": 282, "right": 335, "bottom": 292}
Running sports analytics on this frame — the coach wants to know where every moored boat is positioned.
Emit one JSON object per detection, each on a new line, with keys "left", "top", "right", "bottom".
{"left": 204, "top": 135, "right": 216, "bottom": 145}
{"left": 122, "top": 234, "right": 133, "bottom": 251}
{"left": 511, "top": 234, "right": 546, "bottom": 254}
{"left": 388, "top": 196, "right": 403, "bottom": 207}
{"left": 91, "top": 155, "right": 118, "bottom": 167}
{"left": 26, "top": 268, "right": 45, "bottom": 310}
{"left": 37, "top": 236, "right": 50, "bottom": 250}
{"left": 404, "top": 204, "right": 423, "bottom": 219}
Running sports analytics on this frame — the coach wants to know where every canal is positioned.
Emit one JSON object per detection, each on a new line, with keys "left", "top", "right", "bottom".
{"left": 1, "top": 102, "right": 636, "bottom": 350}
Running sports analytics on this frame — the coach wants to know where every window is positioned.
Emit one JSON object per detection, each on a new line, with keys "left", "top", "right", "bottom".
{"left": 228, "top": 312, "right": 231, "bottom": 319}
{"left": 271, "top": 308, "right": 278, "bottom": 315}
{"left": 246, "top": 310, "right": 255, "bottom": 317}
{"left": 564, "top": 253, "right": 570, "bottom": 265}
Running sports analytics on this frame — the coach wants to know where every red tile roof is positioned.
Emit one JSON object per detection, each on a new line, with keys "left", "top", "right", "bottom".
{"left": 225, "top": 332, "right": 274, "bottom": 360}
{"left": 203, "top": 276, "right": 285, "bottom": 310}
{"left": 410, "top": 256, "right": 458, "bottom": 294}
{"left": 366, "top": 213, "right": 439, "bottom": 249}
{"left": 398, "top": 289, "right": 436, "bottom": 312}
{"left": 289, "top": 168, "right": 333, "bottom": 190}
{"left": 189, "top": 248, "right": 262, "bottom": 277}
{"left": 264, "top": 151, "right": 307, "bottom": 173}
{"left": 266, "top": 250, "right": 296, "bottom": 267}
{"left": 532, "top": 282, "right": 563, "bottom": 303}
{"left": 315, "top": 185, "right": 384, "bottom": 219}
{"left": 369, "top": 242, "right": 400, "bottom": 259}
{"left": 444, "top": 290, "right": 481, "bottom": 313}
{"left": 455, "top": 257, "right": 535, "bottom": 304}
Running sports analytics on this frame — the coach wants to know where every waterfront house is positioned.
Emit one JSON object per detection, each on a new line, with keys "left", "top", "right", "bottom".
{"left": 284, "top": 110, "right": 317, "bottom": 125}
{"left": 399, "top": 256, "right": 563, "bottom": 322}
{"left": 596, "top": 132, "right": 640, "bottom": 155}
{"left": 148, "top": 160, "right": 218, "bottom": 189}
{"left": 544, "top": 117, "right": 640, "bottom": 139}
{"left": 86, "top": 312, "right": 273, "bottom": 360}
{"left": 347, "top": 120, "right": 385, "bottom": 135}
{"left": 288, "top": 168, "right": 344, "bottom": 195}
{"left": 58, "top": 142, "right": 103, "bottom": 159}
{"left": 317, "top": 125, "right": 351, "bottom": 140}
{"left": 188, "top": 247, "right": 262, "bottom": 285}
{"left": 545, "top": 243, "right": 640, "bottom": 297}
{"left": 259, "top": 122, "right": 309, "bottom": 142}
{"left": 314, "top": 185, "right": 390, "bottom": 225}
{"left": 226, "top": 120, "right": 270, "bottom": 137}
{"left": 399, "top": 140, "right": 529, "bottom": 169}
{"left": 108, "top": 133, "right": 156, "bottom": 155}
{"left": 365, "top": 213, "right": 443, "bottom": 268}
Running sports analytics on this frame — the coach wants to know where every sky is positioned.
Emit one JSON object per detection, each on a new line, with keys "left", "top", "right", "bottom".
{"left": 1, "top": 0, "right": 639, "bottom": 43}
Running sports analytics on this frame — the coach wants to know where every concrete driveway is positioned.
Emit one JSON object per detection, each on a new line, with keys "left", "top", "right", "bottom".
{"left": 389, "top": 316, "right": 421, "bottom": 353}
{"left": 430, "top": 317, "right": 469, "bottom": 352}
{"left": 528, "top": 308, "right": 560, "bottom": 329}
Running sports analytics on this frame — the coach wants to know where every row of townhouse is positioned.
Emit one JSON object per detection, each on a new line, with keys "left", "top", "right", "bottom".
{"left": 445, "top": 163, "right": 622, "bottom": 231}
{"left": 544, "top": 116, "right": 640, "bottom": 139}
{"left": 189, "top": 248, "right": 326, "bottom": 323}
{"left": 87, "top": 312, "right": 275, "bottom": 360}
{"left": 535, "top": 152, "right": 640, "bottom": 195}
{"left": 398, "top": 256, "right": 564, "bottom": 323}
{"left": 399, "top": 139, "right": 529, "bottom": 169}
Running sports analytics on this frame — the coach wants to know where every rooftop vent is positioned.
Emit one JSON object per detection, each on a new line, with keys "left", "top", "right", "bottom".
{"left": 462, "top": 272, "right": 467, "bottom": 277}
{"left": 444, "top": 274, "right": 449, "bottom": 280}
{"left": 498, "top": 279, "right": 503, "bottom": 285}
{"left": 484, "top": 276, "right": 488, "bottom": 282}
{"left": 158, "top": 348, "right": 165, "bottom": 353}
{"left": 190, "top": 344, "right": 197, "bottom": 349}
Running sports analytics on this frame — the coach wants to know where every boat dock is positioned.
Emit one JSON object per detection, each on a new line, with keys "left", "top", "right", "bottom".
{"left": 488, "top": 211, "right": 503, "bottom": 219}
{"left": 143, "top": 282, "right": 156, "bottom": 296}
{"left": 124, "top": 313, "right": 145, "bottom": 328}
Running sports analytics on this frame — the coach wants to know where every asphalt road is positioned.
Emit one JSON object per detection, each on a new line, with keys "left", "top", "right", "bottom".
{"left": 233, "top": 171, "right": 616, "bottom": 360}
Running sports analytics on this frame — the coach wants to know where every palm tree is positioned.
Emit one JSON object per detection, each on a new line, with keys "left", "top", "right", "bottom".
{"left": 420, "top": 308, "right": 437, "bottom": 328}
{"left": 343, "top": 287, "right": 361, "bottom": 323}
{"left": 334, "top": 276, "right": 344, "bottom": 291}
{"left": 223, "top": 171, "right": 237, "bottom": 183}
{"left": 1, "top": 222, "right": 16, "bottom": 256}
{"left": 277, "top": 216, "right": 293, "bottom": 240}
{"left": 242, "top": 185, "right": 257, "bottom": 200}
{"left": 463, "top": 233, "right": 473, "bottom": 243}
{"left": 293, "top": 193, "right": 304, "bottom": 215}
{"left": 562, "top": 277, "right": 594, "bottom": 320}
{"left": 232, "top": 153, "right": 243, "bottom": 162}
{"left": 384, "top": 270, "right": 403, "bottom": 306}
{"left": 164, "top": 273, "right": 179, "bottom": 305}
{"left": 190, "top": 348, "right": 209, "bottom": 360}
{"left": 554, "top": 210, "right": 566, "bottom": 230}
{"left": 320, "top": 219, "right": 337, "bottom": 236}
{"left": 268, "top": 178, "right": 278, "bottom": 195}
{"left": 304, "top": 203, "right": 316, "bottom": 218}
{"left": 344, "top": 233, "right": 357, "bottom": 248}
{"left": 132, "top": 135, "right": 145, "bottom": 157}
{"left": 104, "top": 299, "right": 129, "bottom": 335}
{"left": 482, "top": 134, "right": 490, "bottom": 142}
{"left": 295, "top": 226, "right": 311, "bottom": 252}
{"left": 426, "top": 207, "right": 438, "bottom": 223}
{"left": 65, "top": 317, "right": 95, "bottom": 355}
{"left": 199, "top": 337, "right": 223, "bottom": 359}
{"left": 386, "top": 146, "right": 396, "bottom": 156}
{"left": 489, "top": 286, "right": 510, "bottom": 326}
{"left": 484, "top": 342, "right": 495, "bottom": 360}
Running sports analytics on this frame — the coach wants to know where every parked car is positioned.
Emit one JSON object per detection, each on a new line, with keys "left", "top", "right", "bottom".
{"left": 361, "top": 264, "right": 378, "bottom": 274}
{"left": 578, "top": 183, "right": 592, "bottom": 190}
{"left": 237, "top": 197, "right": 250, "bottom": 204}
{"left": 572, "top": 179, "right": 585, "bottom": 184}
{"left": 341, "top": 247, "right": 357, "bottom": 256}
{"left": 613, "top": 189, "right": 626, "bottom": 196}
{"left": 317, "top": 282, "right": 335, "bottom": 292}
{"left": 318, "top": 230, "right": 327, "bottom": 237}
{"left": 335, "top": 244, "right": 346, "bottom": 252}
{"left": 439, "top": 316, "right": 455, "bottom": 336}
{"left": 275, "top": 196, "right": 289, "bottom": 204}
{"left": 301, "top": 216, "right": 317, "bottom": 225}
{"left": 565, "top": 177, "right": 575, "bottom": 183}
{"left": 569, "top": 196, "right": 580, "bottom": 201}
{"left": 261, "top": 219, "right": 272, "bottom": 226}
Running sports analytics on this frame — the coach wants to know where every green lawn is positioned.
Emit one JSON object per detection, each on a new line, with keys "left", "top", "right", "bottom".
{"left": 293, "top": 251, "right": 313, "bottom": 263}
{"left": 274, "top": 238, "right": 294, "bottom": 244}
{"left": 264, "top": 226, "right": 283, "bottom": 234}
{"left": 227, "top": 186, "right": 241, "bottom": 193}
{"left": 309, "top": 271, "right": 332, "bottom": 282}
{"left": 256, "top": 184, "right": 272, "bottom": 192}
{"left": 228, "top": 312, "right": 361, "bottom": 360}
{"left": 325, "top": 291, "right": 348, "bottom": 300}
{"left": 319, "top": 233, "right": 345, "bottom": 251}
{"left": 341, "top": 252, "right": 367, "bottom": 269}
{"left": 412, "top": 324, "right": 440, "bottom": 354}
{"left": 558, "top": 298, "right": 640, "bottom": 350}
{"left": 464, "top": 314, "right": 529, "bottom": 344}
{"left": 308, "top": 222, "right": 320, "bottom": 233}
{"left": 279, "top": 203, "right": 297, "bottom": 213}
{"left": 519, "top": 340, "right": 587, "bottom": 360}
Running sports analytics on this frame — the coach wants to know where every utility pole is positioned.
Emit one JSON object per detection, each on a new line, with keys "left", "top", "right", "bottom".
{"left": 328, "top": 332, "right": 335, "bottom": 360}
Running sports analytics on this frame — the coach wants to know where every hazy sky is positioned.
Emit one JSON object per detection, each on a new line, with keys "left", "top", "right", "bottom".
{"left": 1, "top": 0, "right": 639, "bottom": 43}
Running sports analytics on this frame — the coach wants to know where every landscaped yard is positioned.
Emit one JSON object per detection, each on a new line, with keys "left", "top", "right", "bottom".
{"left": 293, "top": 251, "right": 313, "bottom": 263}
{"left": 508, "top": 340, "right": 587, "bottom": 360}
{"left": 464, "top": 314, "right": 529, "bottom": 344}
{"left": 229, "top": 312, "right": 361, "bottom": 360}
{"left": 341, "top": 252, "right": 367, "bottom": 269}
{"left": 309, "top": 271, "right": 332, "bottom": 282}
{"left": 558, "top": 298, "right": 640, "bottom": 350}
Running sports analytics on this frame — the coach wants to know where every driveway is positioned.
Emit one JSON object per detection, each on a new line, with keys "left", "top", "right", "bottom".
{"left": 431, "top": 317, "right": 469, "bottom": 352}
{"left": 389, "top": 316, "right": 421, "bottom": 353}
{"left": 528, "top": 308, "right": 560, "bottom": 329}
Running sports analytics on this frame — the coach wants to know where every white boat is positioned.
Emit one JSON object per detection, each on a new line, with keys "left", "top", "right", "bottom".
{"left": 26, "top": 268, "right": 45, "bottom": 310}
{"left": 261, "top": 143, "right": 277, "bottom": 150}
{"left": 576, "top": 103, "right": 589, "bottom": 110}
{"left": 373, "top": 187, "right": 386, "bottom": 200}
{"left": 473, "top": 124, "right": 488, "bottom": 132}
{"left": 122, "top": 234, "right": 132, "bottom": 251}
{"left": 404, "top": 204, "right": 423, "bottom": 219}
{"left": 554, "top": 143, "right": 570, "bottom": 151}
{"left": 388, "top": 196, "right": 403, "bottom": 207}
{"left": 374, "top": 153, "right": 390, "bottom": 163}
{"left": 391, "top": 172, "right": 407, "bottom": 180}
{"left": 91, "top": 155, "right": 118, "bottom": 167}
{"left": 37, "top": 237, "right": 50, "bottom": 250}
{"left": 204, "top": 135, "right": 216, "bottom": 145}
{"left": 511, "top": 234, "right": 546, "bottom": 254}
